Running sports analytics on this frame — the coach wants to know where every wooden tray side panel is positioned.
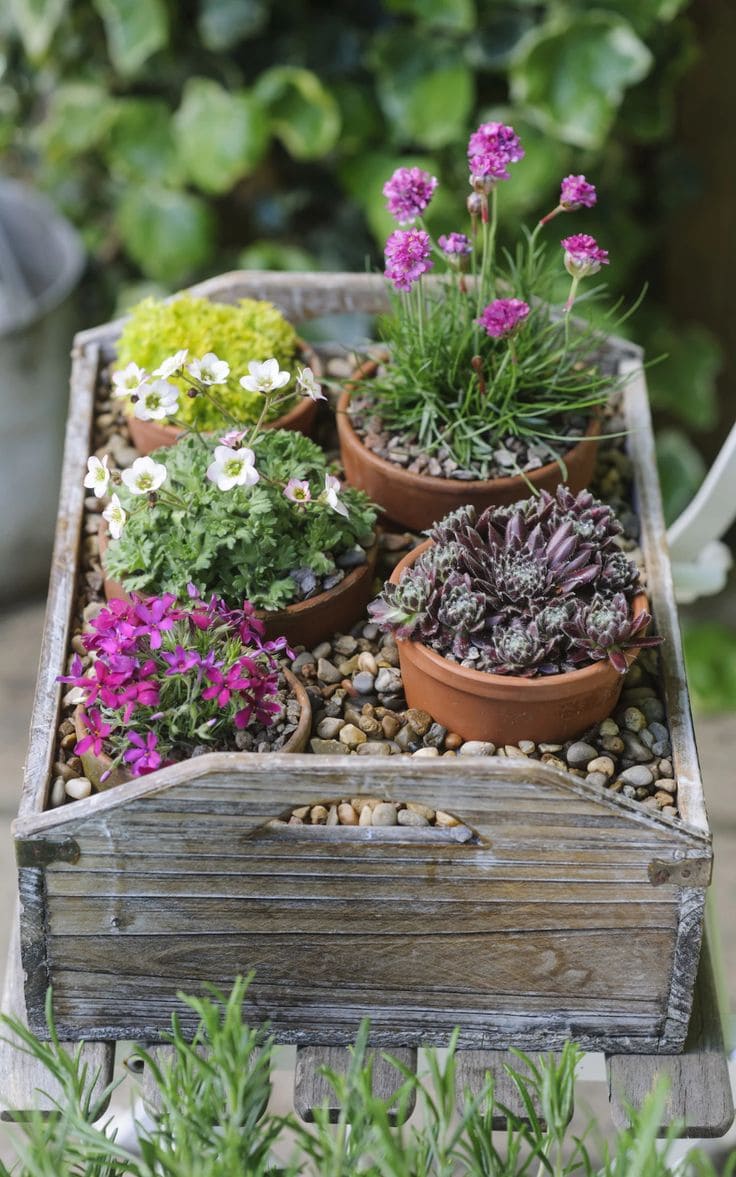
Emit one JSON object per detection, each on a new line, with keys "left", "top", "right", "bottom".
{"left": 16, "top": 758, "right": 708, "bottom": 1050}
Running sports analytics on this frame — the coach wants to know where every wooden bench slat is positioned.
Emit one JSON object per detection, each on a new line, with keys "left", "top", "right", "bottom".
{"left": 0, "top": 906, "right": 115, "bottom": 1121}
{"left": 607, "top": 930, "right": 734, "bottom": 1138}
{"left": 294, "top": 1045, "right": 417, "bottom": 1123}
{"left": 456, "top": 1050, "right": 565, "bottom": 1128}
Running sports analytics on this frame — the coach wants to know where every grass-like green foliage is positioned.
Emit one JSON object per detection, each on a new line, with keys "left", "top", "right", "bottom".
{"left": 1, "top": 978, "right": 732, "bottom": 1177}
{"left": 104, "top": 430, "right": 376, "bottom": 610}
{"left": 116, "top": 294, "right": 299, "bottom": 430}
{"left": 367, "top": 235, "right": 635, "bottom": 475}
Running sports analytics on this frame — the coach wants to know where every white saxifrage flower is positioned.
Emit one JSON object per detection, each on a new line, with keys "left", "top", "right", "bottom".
{"left": 239, "top": 358, "right": 291, "bottom": 394}
{"left": 153, "top": 349, "right": 189, "bottom": 379}
{"left": 83, "top": 454, "right": 111, "bottom": 498}
{"left": 284, "top": 478, "right": 312, "bottom": 505}
{"left": 206, "top": 445, "right": 259, "bottom": 492}
{"left": 133, "top": 380, "right": 180, "bottom": 422}
{"left": 188, "top": 352, "right": 230, "bottom": 385}
{"left": 323, "top": 473, "right": 349, "bottom": 518}
{"left": 296, "top": 366, "right": 326, "bottom": 401}
{"left": 103, "top": 493, "right": 127, "bottom": 539}
{"left": 111, "top": 362, "right": 148, "bottom": 400}
{"left": 121, "top": 456, "right": 168, "bottom": 496}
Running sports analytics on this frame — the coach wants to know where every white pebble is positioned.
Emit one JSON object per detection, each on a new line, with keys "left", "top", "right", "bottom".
{"left": 65, "top": 777, "right": 92, "bottom": 800}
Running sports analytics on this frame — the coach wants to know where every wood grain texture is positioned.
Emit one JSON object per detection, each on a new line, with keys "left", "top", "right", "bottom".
{"left": 607, "top": 931, "right": 734, "bottom": 1138}
{"left": 456, "top": 1050, "right": 565, "bottom": 1129}
{"left": 294, "top": 1046, "right": 417, "bottom": 1123}
{"left": 0, "top": 906, "right": 114, "bottom": 1119}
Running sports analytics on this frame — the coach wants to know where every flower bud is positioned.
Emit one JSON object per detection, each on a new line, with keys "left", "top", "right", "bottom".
{"left": 466, "top": 192, "right": 484, "bottom": 217}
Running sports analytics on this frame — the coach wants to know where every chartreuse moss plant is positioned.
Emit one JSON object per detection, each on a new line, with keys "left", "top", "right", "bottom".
{"left": 115, "top": 293, "right": 299, "bottom": 430}
{"left": 1, "top": 978, "right": 732, "bottom": 1177}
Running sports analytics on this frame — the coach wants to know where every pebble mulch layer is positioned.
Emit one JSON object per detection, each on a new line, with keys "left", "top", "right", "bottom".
{"left": 50, "top": 346, "right": 679, "bottom": 819}
{"left": 272, "top": 797, "right": 469, "bottom": 830}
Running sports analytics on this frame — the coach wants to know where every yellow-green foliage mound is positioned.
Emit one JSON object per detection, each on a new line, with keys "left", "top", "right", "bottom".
{"left": 117, "top": 294, "right": 299, "bottom": 429}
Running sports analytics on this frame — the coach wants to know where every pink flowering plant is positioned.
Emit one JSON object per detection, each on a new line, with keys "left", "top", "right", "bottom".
{"left": 59, "top": 591, "right": 292, "bottom": 779}
{"left": 362, "top": 127, "right": 636, "bottom": 476}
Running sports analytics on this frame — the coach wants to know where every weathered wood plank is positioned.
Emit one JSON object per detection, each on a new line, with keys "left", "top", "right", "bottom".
{"left": 456, "top": 1050, "right": 565, "bottom": 1128}
{"left": 0, "top": 906, "right": 114, "bottom": 1120}
{"left": 607, "top": 930, "right": 734, "bottom": 1137}
{"left": 294, "top": 1045, "right": 417, "bottom": 1123}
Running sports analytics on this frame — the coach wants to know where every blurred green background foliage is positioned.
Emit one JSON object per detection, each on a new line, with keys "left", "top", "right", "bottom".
{"left": 1, "top": 0, "right": 734, "bottom": 704}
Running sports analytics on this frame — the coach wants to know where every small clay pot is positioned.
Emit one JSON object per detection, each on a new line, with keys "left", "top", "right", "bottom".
{"left": 127, "top": 342, "right": 321, "bottom": 456}
{"left": 73, "top": 668, "right": 312, "bottom": 791}
{"left": 389, "top": 541, "right": 650, "bottom": 746}
{"left": 337, "top": 367, "right": 601, "bottom": 532}
{"left": 98, "top": 523, "right": 379, "bottom": 651}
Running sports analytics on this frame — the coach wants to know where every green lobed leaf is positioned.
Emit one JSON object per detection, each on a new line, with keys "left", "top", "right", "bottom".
{"left": 371, "top": 32, "right": 474, "bottom": 148}
{"left": 8, "top": 0, "right": 68, "bottom": 57}
{"left": 682, "top": 621, "right": 736, "bottom": 712}
{"left": 174, "top": 78, "right": 269, "bottom": 195}
{"left": 385, "top": 0, "right": 476, "bottom": 34}
{"left": 646, "top": 322, "right": 721, "bottom": 431}
{"left": 254, "top": 67, "right": 341, "bottom": 160}
{"left": 37, "top": 82, "right": 117, "bottom": 159}
{"left": 93, "top": 0, "right": 168, "bottom": 76}
{"left": 510, "top": 11, "right": 653, "bottom": 148}
{"left": 106, "top": 98, "right": 184, "bottom": 185}
{"left": 115, "top": 186, "right": 215, "bottom": 284}
{"left": 197, "top": 0, "right": 267, "bottom": 50}
{"left": 655, "top": 427, "right": 706, "bottom": 526}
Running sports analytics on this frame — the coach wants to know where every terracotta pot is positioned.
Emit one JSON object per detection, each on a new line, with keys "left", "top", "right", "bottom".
{"left": 127, "top": 342, "right": 321, "bottom": 456}
{"left": 99, "top": 523, "right": 379, "bottom": 651}
{"left": 389, "top": 540, "right": 649, "bottom": 746}
{"left": 336, "top": 369, "right": 601, "bottom": 532}
{"left": 73, "top": 668, "right": 312, "bottom": 790}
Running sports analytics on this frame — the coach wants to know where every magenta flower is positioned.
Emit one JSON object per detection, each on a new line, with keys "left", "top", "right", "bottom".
{"left": 438, "top": 232, "right": 472, "bottom": 256}
{"left": 161, "top": 645, "right": 201, "bottom": 675}
{"left": 560, "top": 174, "right": 597, "bottom": 210}
{"left": 74, "top": 708, "right": 113, "bottom": 758}
{"left": 467, "top": 122, "right": 524, "bottom": 183}
{"left": 133, "top": 594, "right": 177, "bottom": 650}
{"left": 384, "top": 228, "right": 433, "bottom": 293}
{"left": 561, "top": 234, "right": 609, "bottom": 277}
{"left": 477, "top": 298, "right": 530, "bottom": 339}
{"left": 124, "top": 730, "right": 162, "bottom": 776}
{"left": 383, "top": 167, "right": 438, "bottom": 224}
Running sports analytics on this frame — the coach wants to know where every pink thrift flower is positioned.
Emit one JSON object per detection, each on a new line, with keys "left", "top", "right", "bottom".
{"left": 438, "top": 232, "right": 472, "bottom": 256}
{"left": 562, "top": 233, "right": 609, "bottom": 277}
{"left": 477, "top": 298, "right": 530, "bottom": 339}
{"left": 467, "top": 122, "right": 524, "bottom": 182}
{"left": 284, "top": 478, "right": 312, "bottom": 505}
{"left": 382, "top": 166, "right": 438, "bottom": 224}
{"left": 384, "top": 228, "right": 433, "bottom": 293}
{"left": 560, "top": 174, "right": 597, "bottom": 210}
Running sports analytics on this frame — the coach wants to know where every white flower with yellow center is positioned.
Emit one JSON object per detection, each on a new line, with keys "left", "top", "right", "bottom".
{"left": 188, "top": 352, "right": 230, "bottom": 385}
{"left": 323, "top": 473, "right": 349, "bottom": 518}
{"left": 111, "top": 363, "right": 147, "bottom": 400}
{"left": 83, "top": 454, "right": 111, "bottom": 498}
{"left": 121, "top": 456, "right": 168, "bottom": 496}
{"left": 239, "top": 358, "right": 291, "bottom": 395}
{"left": 133, "top": 380, "right": 180, "bottom": 422}
{"left": 153, "top": 349, "right": 189, "bottom": 379}
{"left": 102, "top": 494, "right": 127, "bottom": 539}
{"left": 206, "top": 445, "right": 259, "bottom": 492}
{"left": 296, "top": 366, "right": 326, "bottom": 401}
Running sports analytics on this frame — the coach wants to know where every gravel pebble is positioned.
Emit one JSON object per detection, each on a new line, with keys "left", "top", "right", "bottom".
{"left": 458, "top": 741, "right": 496, "bottom": 756}
{"left": 619, "top": 765, "right": 654, "bottom": 788}
{"left": 372, "top": 802, "right": 398, "bottom": 826}
{"left": 566, "top": 741, "right": 598, "bottom": 767}
{"left": 65, "top": 777, "right": 92, "bottom": 800}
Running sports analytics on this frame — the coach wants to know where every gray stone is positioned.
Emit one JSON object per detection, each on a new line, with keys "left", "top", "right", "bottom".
{"left": 317, "top": 658, "right": 342, "bottom": 684}
{"left": 397, "top": 808, "right": 430, "bottom": 827}
{"left": 316, "top": 717, "right": 344, "bottom": 740}
{"left": 649, "top": 721, "right": 669, "bottom": 744}
{"left": 309, "top": 738, "right": 345, "bottom": 755}
{"left": 334, "top": 634, "right": 358, "bottom": 655}
{"left": 619, "top": 765, "right": 654, "bottom": 788}
{"left": 652, "top": 739, "right": 672, "bottom": 758}
{"left": 312, "top": 641, "right": 332, "bottom": 660}
{"left": 641, "top": 697, "right": 665, "bottom": 723}
{"left": 372, "top": 802, "right": 398, "bottom": 826}
{"left": 424, "top": 722, "right": 447, "bottom": 748}
{"left": 622, "top": 706, "right": 647, "bottom": 733}
{"left": 375, "top": 667, "right": 402, "bottom": 695}
{"left": 352, "top": 671, "right": 375, "bottom": 695}
{"left": 356, "top": 741, "right": 393, "bottom": 756}
{"left": 362, "top": 622, "right": 379, "bottom": 640}
{"left": 586, "top": 772, "right": 608, "bottom": 789}
{"left": 621, "top": 732, "right": 653, "bottom": 763}
{"left": 458, "top": 741, "right": 496, "bottom": 756}
{"left": 566, "top": 741, "right": 598, "bottom": 768}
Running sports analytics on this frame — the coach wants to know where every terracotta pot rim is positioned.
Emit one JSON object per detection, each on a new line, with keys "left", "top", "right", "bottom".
{"left": 99, "top": 520, "right": 378, "bottom": 624}
{"left": 389, "top": 539, "right": 648, "bottom": 695}
{"left": 126, "top": 338, "right": 321, "bottom": 442}
{"left": 337, "top": 378, "right": 602, "bottom": 496}
{"left": 73, "top": 667, "right": 312, "bottom": 786}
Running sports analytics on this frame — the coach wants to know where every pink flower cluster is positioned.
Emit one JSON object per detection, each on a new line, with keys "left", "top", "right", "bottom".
{"left": 477, "top": 298, "right": 530, "bottom": 339}
{"left": 467, "top": 122, "right": 524, "bottom": 183}
{"left": 384, "top": 228, "right": 434, "bottom": 293}
{"left": 59, "top": 592, "right": 289, "bottom": 778}
{"left": 560, "top": 174, "right": 597, "bottom": 210}
{"left": 438, "top": 232, "right": 472, "bottom": 256}
{"left": 383, "top": 166, "right": 438, "bottom": 224}
{"left": 562, "top": 233, "right": 610, "bottom": 276}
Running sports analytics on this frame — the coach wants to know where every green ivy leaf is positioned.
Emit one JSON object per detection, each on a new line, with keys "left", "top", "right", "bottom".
{"left": 197, "top": 0, "right": 267, "bottom": 50}
{"left": 340, "top": 150, "right": 437, "bottom": 246}
{"left": 106, "top": 99, "right": 183, "bottom": 185}
{"left": 372, "top": 33, "right": 474, "bottom": 148}
{"left": 254, "top": 67, "right": 341, "bottom": 160}
{"left": 386, "top": 0, "right": 476, "bottom": 34}
{"left": 37, "top": 82, "right": 117, "bottom": 159}
{"left": 174, "top": 78, "right": 268, "bottom": 195}
{"left": 8, "top": 0, "right": 68, "bottom": 57}
{"left": 238, "top": 241, "right": 317, "bottom": 272}
{"left": 563, "top": 0, "right": 689, "bottom": 38}
{"left": 646, "top": 322, "right": 721, "bottom": 431}
{"left": 682, "top": 621, "right": 736, "bottom": 713}
{"left": 93, "top": 0, "right": 168, "bottom": 76}
{"left": 116, "top": 187, "right": 215, "bottom": 284}
{"left": 510, "top": 12, "right": 653, "bottom": 148}
{"left": 655, "top": 427, "right": 706, "bottom": 526}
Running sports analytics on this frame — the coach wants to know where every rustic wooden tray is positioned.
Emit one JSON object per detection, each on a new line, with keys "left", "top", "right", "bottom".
{"left": 13, "top": 271, "right": 712, "bottom": 1053}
